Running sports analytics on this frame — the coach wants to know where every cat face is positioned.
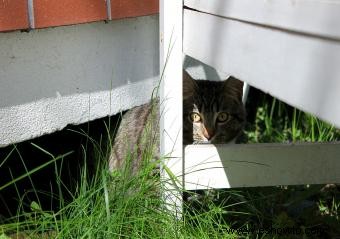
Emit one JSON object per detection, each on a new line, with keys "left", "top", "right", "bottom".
{"left": 183, "top": 71, "right": 246, "bottom": 144}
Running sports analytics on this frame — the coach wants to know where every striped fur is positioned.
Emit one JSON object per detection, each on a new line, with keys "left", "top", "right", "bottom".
{"left": 109, "top": 70, "right": 246, "bottom": 172}
{"left": 183, "top": 71, "right": 246, "bottom": 144}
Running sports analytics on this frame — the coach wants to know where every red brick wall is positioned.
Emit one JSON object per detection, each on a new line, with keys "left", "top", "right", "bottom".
{"left": 0, "top": 0, "right": 29, "bottom": 31}
{"left": 0, "top": 0, "right": 158, "bottom": 32}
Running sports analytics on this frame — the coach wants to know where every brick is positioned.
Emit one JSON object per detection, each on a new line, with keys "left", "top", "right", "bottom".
{"left": 34, "top": 0, "right": 107, "bottom": 28}
{"left": 111, "top": 0, "right": 158, "bottom": 20}
{"left": 0, "top": 0, "right": 29, "bottom": 32}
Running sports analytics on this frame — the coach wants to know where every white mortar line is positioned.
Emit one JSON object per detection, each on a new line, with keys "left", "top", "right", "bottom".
{"left": 27, "top": 0, "right": 35, "bottom": 29}
{"left": 106, "top": 0, "right": 112, "bottom": 20}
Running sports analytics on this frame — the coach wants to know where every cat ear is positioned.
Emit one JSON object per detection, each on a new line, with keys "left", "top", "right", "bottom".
{"left": 183, "top": 70, "right": 196, "bottom": 99}
{"left": 224, "top": 76, "right": 244, "bottom": 101}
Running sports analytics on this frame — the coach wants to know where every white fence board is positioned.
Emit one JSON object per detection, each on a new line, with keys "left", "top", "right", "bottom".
{"left": 160, "top": 0, "right": 183, "bottom": 216}
{"left": 185, "top": 0, "right": 340, "bottom": 40}
{"left": 184, "top": 9, "right": 340, "bottom": 129}
{"left": 185, "top": 143, "right": 340, "bottom": 190}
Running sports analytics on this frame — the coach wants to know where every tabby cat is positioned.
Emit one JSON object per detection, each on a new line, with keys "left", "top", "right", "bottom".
{"left": 109, "top": 70, "right": 246, "bottom": 172}
{"left": 183, "top": 70, "right": 245, "bottom": 144}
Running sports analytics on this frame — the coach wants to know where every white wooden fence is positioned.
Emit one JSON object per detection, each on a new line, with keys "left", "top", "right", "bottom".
{"left": 160, "top": 0, "right": 340, "bottom": 214}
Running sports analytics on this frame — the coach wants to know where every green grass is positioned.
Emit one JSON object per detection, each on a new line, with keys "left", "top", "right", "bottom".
{"left": 0, "top": 133, "right": 238, "bottom": 238}
{"left": 246, "top": 97, "right": 340, "bottom": 143}
{"left": 1, "top": 94, "right": 340, "bottom": 238}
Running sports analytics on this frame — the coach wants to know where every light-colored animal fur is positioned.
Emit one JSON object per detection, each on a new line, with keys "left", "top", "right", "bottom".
{"left": 109, "top": 100, "right": 159, "bottom": 173}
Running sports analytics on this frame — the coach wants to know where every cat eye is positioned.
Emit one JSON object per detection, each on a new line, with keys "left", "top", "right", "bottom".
{"left": 190, "top": 112, "right": 201, "bottom": 123}
{"left": 216, "top": 112, "right": 229, "bottom": 123}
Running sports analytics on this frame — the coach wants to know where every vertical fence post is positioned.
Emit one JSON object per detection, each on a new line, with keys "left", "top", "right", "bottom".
{"left": 160, "top": 0, "right": 183, "bottom": 217}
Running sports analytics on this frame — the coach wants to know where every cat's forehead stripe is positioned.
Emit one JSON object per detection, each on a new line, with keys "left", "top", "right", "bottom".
{"left": 197, "top": 95, "right": 222, "bottom": 113}
{"left": 190, "top": 79, "right": 243, "bottom": 114}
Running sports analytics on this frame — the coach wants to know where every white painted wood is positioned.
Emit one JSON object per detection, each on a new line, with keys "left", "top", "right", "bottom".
{"left": 184, "top": 10, "right": 340, "bottom": 129}
{"left": 185, "top": 0, "right": 340, "bottom": 40}
{"left": 185, "top": 143, "right": 340, "bottom": 190}
{"left": 160, "top": 0, "right": 183, "bottom": 216}
{"left": 0, "top": 16, "right": 159, "bottom": 146}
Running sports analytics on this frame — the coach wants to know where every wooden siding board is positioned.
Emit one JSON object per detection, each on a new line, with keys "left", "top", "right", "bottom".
{"left": 160, "top": 0, "right": 183, "bottom": 216}
{"left": 183, "top": 9, "right": 340, "bottom": 129}
{"left": 185, "top": 143, "right": 340, "bottom": 190}
{"left": 185, "top": 0, "right": 340, "bottom": 40}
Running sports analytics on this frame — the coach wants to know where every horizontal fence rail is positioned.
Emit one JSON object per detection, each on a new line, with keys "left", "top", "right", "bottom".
{"left": 185, "top": 142, "right": 340, "bottom": 190}
{"left": 185, "top": 0, "right": 340, "bottom": 40}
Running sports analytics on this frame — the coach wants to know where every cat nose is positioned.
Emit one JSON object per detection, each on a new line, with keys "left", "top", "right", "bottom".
{"left": 203, "top": 128, "right": 215, "bottom": 140}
